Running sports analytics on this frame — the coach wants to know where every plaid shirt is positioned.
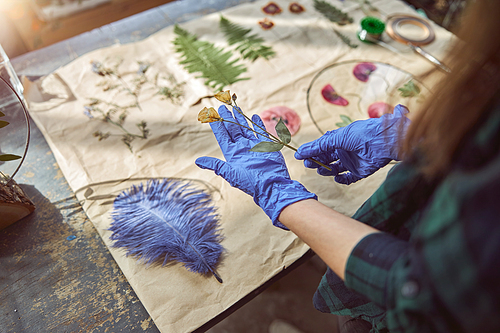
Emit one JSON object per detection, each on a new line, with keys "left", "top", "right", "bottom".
{"left": 313, "top": 103, "right": 500, "bottom": 332}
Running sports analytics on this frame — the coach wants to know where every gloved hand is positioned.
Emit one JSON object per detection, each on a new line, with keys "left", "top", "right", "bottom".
{"left": 295, "top": 104, "right": 411, "bottom": 185}
{"left": 196, "top": 105, "right": 317, "bottom": 230}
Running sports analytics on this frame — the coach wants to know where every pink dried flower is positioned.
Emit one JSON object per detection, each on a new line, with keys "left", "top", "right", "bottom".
{"left": 260, "top": 106, "right": 301, "bottom": 137}
{"left": 353, "top": 62, "right": 377, "bottom": 82}
{"left": 289, "top": 3, "right": 305, "bottom": 13}
{"left": 258, "top": 18, "right": 275, "bottom": 30}
{"left": 262, "top": 2, "right": 282, "bottom": 15}
{"left": 321, "top": 84, "right": 349, "bottom": 106}
{"left": 367, "top": 102, "right": 393, "bottom": 118}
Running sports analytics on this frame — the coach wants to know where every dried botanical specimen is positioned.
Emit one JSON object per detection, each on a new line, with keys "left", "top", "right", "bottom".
{"left": 85, "top": 59, "right": 185, "bottom": 152}
{"left": 289, "top": 2, "right": 305, "bottom": 13}
{"left": 172, "top": 25, "right": 248, "bottom": 91}
{"left": 321, "top": 84, "right": 349, "bottom": 106}
{"left": 198, "top": 90, "right": 331, "bottom": 170}
{"left": 333, "top": 29, "right": 358, "bottom": 48}
{"left": 258, "top": 18, "right": 275, "bottom": 30}
{"left": 260, "top": 106, "right": 301, "bottom": 137}
{"left": 335, "top": 114, "right": 353, "bottom": 128}
{"left": 398, "top": 80, "right": 421, "bottom": 97}
{"left": 219, "top": 16, "right": 276, "bottom": 62}
{"left": 353, "top": 62, "right": 377, "bottom": 82}
{"left": 262, "top": 2, "right": 282, "bottom": 15}
{"left": 367, "top": 102, "right": 393, "bottom": 118}
{"left": 198, "top": 107, "right": 221, "bottom": 123}
{"left": 313, "top": 0, "right": 353, "bottom": 25}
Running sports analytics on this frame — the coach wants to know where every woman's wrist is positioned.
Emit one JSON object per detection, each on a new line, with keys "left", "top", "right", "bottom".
{"left": 279, "top": 199, "right": 378, "bottom": 280}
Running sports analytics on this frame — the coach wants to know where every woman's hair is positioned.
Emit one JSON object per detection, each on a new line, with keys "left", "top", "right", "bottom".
{"left": 402, "top": 0, "right": 500, "bottom": 177}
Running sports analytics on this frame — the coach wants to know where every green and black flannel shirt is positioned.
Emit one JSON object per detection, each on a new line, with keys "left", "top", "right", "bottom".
{"left": 313, "top": 103, "right": 500, "bottom": 332}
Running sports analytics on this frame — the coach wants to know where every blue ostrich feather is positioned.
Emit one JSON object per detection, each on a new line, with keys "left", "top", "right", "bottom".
{"left": 109, "top": 179, "right": 224, "bottom": 283}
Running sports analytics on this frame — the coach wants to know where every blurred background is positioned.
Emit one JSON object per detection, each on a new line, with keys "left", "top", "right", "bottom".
{"left": 0, "top": 0, "right": 176, "bottom": 58}
{"left": 0, "top": 0, "right": 466, "bottom": 59}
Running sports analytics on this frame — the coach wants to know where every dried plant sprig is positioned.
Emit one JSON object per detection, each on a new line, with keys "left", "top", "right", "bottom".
{"left": 313, "top": 0, "right": 353, "bottom": 25}
{"left": 154, "top": 74, "right": 185, "bottom": 104}
{"left": 91, "top": 60, "right": 143, "bottom": 111}
{"left": 85, "top": 98, "right": 149, "bottom": 152}
{"left": 199, "top": 91, "right": 332, "bottom": 171}
{"left": 333, "top": 29, "right": 358, "bottom": 49}
{"left": 86, "top": 60, "right": 185, "bottom": 152}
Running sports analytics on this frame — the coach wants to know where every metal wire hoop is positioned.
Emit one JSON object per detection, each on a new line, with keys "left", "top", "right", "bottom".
{"left": 385, "top": 14, "right": 436, "bottom": 46}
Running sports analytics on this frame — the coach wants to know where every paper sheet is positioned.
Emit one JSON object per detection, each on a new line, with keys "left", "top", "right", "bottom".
{"left": 23, "top": 0, "right": 454, "bottom": 331}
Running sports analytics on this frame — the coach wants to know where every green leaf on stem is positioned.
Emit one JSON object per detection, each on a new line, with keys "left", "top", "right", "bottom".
{"left": 335, "top": 114, "right": 353, "bottom": 127}
{"left": 0, "top": 154, "right": 22, "bottom": 161}
{"left": 0, "top": 111, "right": 5, "bottom": 117}
{"left": 398, "top": 80, "right": 421, "bottom": 97}
{"left": 275, "top": 119, "right": 291, "bottom": 145}
{"left": 0, "top": 120, "right": 9, "bottom": 128}
{"left": 250, "top": 141, "right": 284, "bottom": 152}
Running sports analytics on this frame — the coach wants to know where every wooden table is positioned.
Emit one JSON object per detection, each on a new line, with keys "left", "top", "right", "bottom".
{"left": 0, "top": 1, "right": 315, "bottom": 332}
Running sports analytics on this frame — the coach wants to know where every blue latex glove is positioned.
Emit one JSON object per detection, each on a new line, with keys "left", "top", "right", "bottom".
{"left": 295, "top": 104, "right": 411, "bottom": 185}
{"left": 196, "top": 105, "right": 317, "bottom": 230}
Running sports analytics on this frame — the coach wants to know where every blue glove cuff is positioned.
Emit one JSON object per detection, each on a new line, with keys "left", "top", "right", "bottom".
{"left": 256, "top": 179, "right": 317, "bottom": 230}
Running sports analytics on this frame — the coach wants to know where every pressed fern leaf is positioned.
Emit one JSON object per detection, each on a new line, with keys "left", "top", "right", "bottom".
{"left": 333, "top": 29, "right": 358, "bottom": 48}
{"left": 314, "top": 0, "right": 353, "bottom": 25}
{"left": 219, "top": 16, "right": 276, "bottom": 62}
{"left": 172, "top": 25, "right": 248, "bottom": 91}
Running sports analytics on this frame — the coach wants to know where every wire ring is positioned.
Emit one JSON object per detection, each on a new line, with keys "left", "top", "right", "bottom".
{"left": 385, "top": 14, "right": 435, "bottom": 46}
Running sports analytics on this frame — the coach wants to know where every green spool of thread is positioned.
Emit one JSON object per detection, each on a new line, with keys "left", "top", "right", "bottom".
{"left": 358, "top": 16, "right": 386, "bottom": 43}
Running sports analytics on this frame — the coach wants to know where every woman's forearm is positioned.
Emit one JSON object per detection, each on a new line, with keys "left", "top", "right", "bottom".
{"left": 278, "top": 199, "right": 379, "bottom": 280}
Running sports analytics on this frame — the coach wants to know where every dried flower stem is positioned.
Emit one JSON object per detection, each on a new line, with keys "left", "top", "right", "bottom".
{"left": 207, "top": 91, "right": 332, "bottom": 171}
{"left": 116, "top": 75, "right": 142, "bottom": 111}
{"left": 228, "top": 102, "right": 332, "bottom": 171}
{"left": 89, "top": 101, "right": 148, "bottom": 139}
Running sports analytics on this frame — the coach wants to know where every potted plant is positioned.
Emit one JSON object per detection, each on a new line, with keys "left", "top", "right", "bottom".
{"left": 0, "top": 75, "right": 35, "bottom": 230}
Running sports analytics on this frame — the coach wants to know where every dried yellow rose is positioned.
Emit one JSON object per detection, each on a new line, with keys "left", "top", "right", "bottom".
{"left": 198, "top": 107, "right": 221, "bottom": 123}
{"left": 214, "top": 90, "right": 232, "bottom": 105}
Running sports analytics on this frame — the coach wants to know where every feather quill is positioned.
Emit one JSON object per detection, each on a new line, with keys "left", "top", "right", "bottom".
{"left": 109, "top": 179, "right": 224, "bottom": 283}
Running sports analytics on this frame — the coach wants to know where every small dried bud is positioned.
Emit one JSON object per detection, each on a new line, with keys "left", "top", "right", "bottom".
{"left": 214, "top": 90, "right": 232, "bottom": 105}
{"left": 232, "top": 93, "right": 237, "bottom": 102}
{"left": 83, "top": 106, "right": 94, "bottom": 119}
{"left": 90, "top": 61, "right": 111, "bottom": 76}
{"left": 198, "top": 107, "right": 221, "bottom": 123}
